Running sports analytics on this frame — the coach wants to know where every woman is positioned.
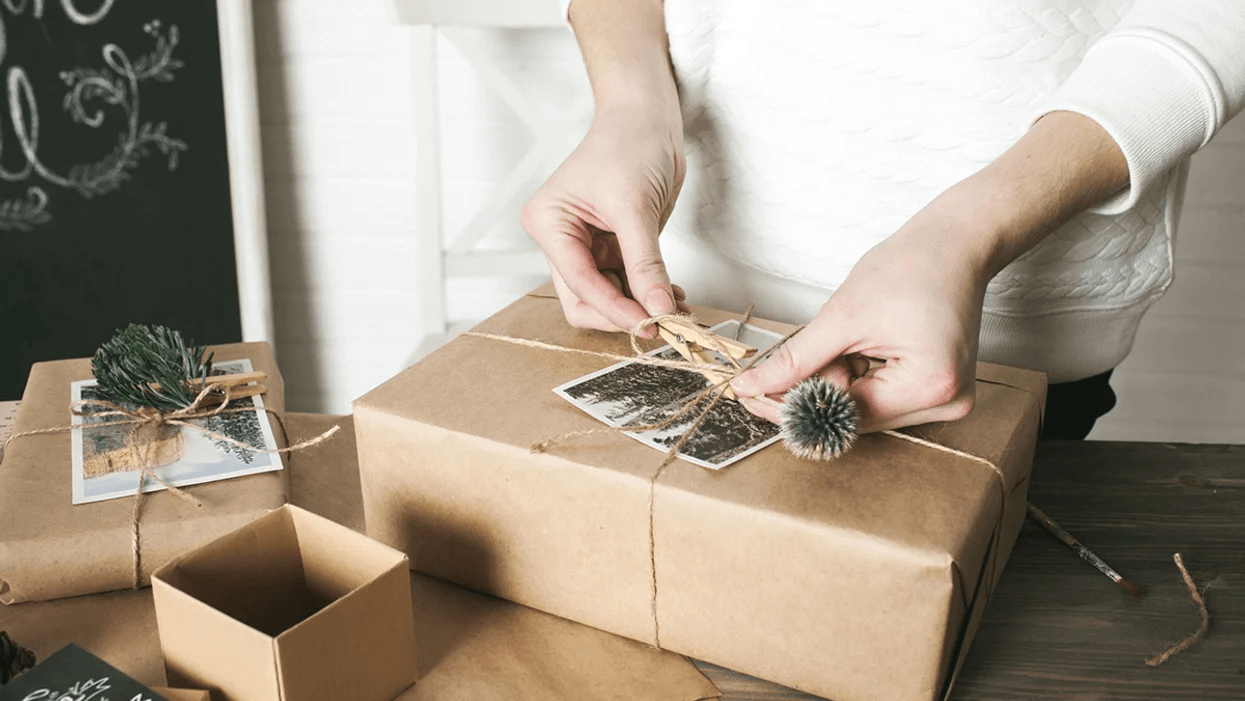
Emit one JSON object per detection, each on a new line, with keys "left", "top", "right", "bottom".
{"left": 522, "top": 0, "right": 1245, "bottom": 438}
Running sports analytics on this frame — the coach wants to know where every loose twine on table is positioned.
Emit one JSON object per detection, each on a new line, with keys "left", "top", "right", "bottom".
{"left": 1146, "top": 553, "right": 1210, "bottom": 666}
{"left": 466, "top": 311, "right": 1010, "bottom": 650}
{"left": 2, "top": 381, "right": 339, "bottom": 588}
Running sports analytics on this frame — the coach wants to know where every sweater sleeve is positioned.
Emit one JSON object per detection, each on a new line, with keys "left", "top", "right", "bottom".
{"left": 1033, "top": 0, "right": 1245, "bottom": 214}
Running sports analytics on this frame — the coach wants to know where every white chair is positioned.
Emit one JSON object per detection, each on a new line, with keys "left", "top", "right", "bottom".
{"left": 391, "top": 0, "right": 591, "bottom": 349}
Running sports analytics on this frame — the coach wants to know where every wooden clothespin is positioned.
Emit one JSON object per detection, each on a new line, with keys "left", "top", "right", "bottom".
{"left": 655, "top": 318, "right": 755, "bottom": 400}
{"left": 151, "top": 371, "right": 269, "bottom": 404}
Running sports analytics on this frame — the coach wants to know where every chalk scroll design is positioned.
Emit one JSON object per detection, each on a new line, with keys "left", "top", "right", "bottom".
{"left": 0, "top": 185, "right": 48, "bottom": 230}
{"left": 21, "top": 675, "right": 157, "bottom": 701}
{"left": 0, "top": 18, "right": 188, "bottom": 231}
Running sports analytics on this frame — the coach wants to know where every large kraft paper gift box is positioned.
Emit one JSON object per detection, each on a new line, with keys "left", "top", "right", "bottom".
{"left": 353, "top": 288, "right": 1046, "bottom": 701}
{"left": 0, "top": 342, "right": 288, "bottom": 604}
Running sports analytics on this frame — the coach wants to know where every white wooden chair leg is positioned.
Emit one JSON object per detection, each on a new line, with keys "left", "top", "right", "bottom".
{"left": 413, "top": 25, "right": 448, "bottom": 340}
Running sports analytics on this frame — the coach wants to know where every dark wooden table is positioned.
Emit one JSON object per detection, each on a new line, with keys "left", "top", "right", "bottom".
{"left": 693, "top": 441, "right": 1245, "bottom": 700}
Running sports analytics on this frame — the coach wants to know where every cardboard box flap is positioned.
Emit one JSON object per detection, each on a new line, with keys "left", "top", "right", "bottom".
{"left": 150, "top": 688, "right": 212, "bottom": 701}
{"left": 152, "top": 574, "right": 282, "bottom": 701}
{"left": 355, "top": 293, "right": 1042, "bottom": 562}
{"left": 288, "top": 505, "right": 409, "bottom": 601}
{"left": 158, "top": 508, "right": 318, "bottom": 637}
{"left": 276, "top": 560, "right": 418, "bottom": 701}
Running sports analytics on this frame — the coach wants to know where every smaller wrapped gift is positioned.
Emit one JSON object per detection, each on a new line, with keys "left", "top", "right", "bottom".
{"left": 353, "top": 287, "right": 1046, "bottom": 701}
{"left": 0, "top": 342, "right": 289, "bottom": 604}
{"left": 152, "top": 505, "right": 419, "bottom": 701}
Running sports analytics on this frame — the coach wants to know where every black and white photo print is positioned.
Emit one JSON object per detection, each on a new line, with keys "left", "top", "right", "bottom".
{"left": 555, "top": 320, "right": 782, "bottom": 469}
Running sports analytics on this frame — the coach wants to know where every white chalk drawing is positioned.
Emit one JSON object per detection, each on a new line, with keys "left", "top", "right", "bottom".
{"left": 18, "top": 675, "right": 158, "bottom": 701}
{"left": 0, "top": 3, "right": 187, "bottom": 231}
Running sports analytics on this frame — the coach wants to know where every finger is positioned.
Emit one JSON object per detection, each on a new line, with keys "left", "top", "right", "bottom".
{"left": 612, "top": 212, "right": 675, "bottom": 317}
{"left": 729, "top": 311, "right": 853, "bottom": 399}
{"left": 545, "top": 231, "right": 652, "bottom": 334}
{"left": 737, "top": 358, "right": 851, "bottom": 424}
{"left": 601, "top": 269, "right": 628, "bottom": 297}
{"left": 550, "top": 267, "right": 623, "bottom": 333}
{"left": 819, "top": 357, "right": 854, "bottom": 393}
{"left": 846, "top": 353, "right": 873, "bottom": 379}
{"left": 590, "top": 231, "right": 627, "bottom": 272}
{"left": 672, "top": 284, "right": 689, "bottom": 313}
{"left": 848, "top": 365, "right": 974, "bottom": 433}
{"left": 737, "top": 393, "right": 784, "bottom": 423}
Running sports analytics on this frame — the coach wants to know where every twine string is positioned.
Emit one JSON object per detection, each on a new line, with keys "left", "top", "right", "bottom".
{"left": 3, "top": 380, "right": 340, "bottom": 588}
{"left": 1146, "top": 553, "right": 1210, "bottom": 666}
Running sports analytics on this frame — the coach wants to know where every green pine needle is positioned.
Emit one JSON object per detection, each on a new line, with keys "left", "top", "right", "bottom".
{"left": 92, "top": 324, "right": 215, "bottom": 411}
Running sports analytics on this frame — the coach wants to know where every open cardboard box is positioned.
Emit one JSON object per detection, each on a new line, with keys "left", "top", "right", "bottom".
{"left": 152, "top": 505, "right": 417, "bottom": 701}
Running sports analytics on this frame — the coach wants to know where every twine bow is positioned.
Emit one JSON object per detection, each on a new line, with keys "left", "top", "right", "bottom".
{"left": 3, "top": 380, "right": 340, "bottom": 588}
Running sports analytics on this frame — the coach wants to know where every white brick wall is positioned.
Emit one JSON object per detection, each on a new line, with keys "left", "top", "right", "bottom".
{"left": 256, "top": 0, "right": 1245, "bottom": 442}
{"left": 255, "top": 0, "right": 584, "bottom": 413}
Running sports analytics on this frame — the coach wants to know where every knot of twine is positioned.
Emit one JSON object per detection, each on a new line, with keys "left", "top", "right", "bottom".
{"left": 467, "top": 310, "right": 1011, "bottom": 651}
{"left": 3, "top": 380, "right": 340, "bottom": 588}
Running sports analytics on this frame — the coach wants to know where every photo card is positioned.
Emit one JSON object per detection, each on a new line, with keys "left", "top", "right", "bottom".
{"left": 554, "top": 320, "right": 783, "bottom": 470}
{"left": 70, "top": 358, "right": 284, "bottom": 504}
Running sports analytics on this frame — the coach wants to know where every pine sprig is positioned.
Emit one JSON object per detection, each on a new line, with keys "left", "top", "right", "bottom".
{"left": 92, "top": 324, "right": 215, "bottom": 411}
{"left": 66, "top": 123, "right": 187, "bottom": 198}
{"left": 133, "top": 24, "right": 183, "bottom": 82}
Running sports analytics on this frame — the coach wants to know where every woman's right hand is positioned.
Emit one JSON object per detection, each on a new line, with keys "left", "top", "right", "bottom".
{"left": 521, "top": 102, "right": 687, "bottom": 337}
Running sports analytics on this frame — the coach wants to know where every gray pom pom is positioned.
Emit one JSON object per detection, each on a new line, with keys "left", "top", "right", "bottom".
{"left": 779, "top": 377, "right": 859, "bottom": 460}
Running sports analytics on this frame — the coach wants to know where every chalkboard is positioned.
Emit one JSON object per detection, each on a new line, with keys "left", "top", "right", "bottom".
{"left": 0, "top": 643, "right": 168, "bottom": 701}
{"left": 0, "top": 0, "right": 269, "bottom": 400}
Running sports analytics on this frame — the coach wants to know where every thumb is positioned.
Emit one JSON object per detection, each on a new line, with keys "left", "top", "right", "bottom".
{"left": 730, "top": 314, "right": 852, "bottom": 399}
{"left": 613, "top": 211, "right": 675, "bottom": 317}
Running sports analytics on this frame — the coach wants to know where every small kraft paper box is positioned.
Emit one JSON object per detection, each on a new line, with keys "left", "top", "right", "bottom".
{"left": 152, "top": 504, "right": 418, "bottom": 701}
{"left": 353, "top": 288, "right": 1047, "bottom": 701}
{"left": 0, "top": 342, "right": 288, "bottom": 604}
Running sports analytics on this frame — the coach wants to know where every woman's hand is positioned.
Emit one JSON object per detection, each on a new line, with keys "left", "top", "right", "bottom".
{"left": 522, "top": 0, "right": 686, "bottom": 337}
{"left": 730, "top": 195, "right": 990, "bottom": 432}
{"left": 730, "top": 110, "right": 1128, "bottom": 432}
{"left": 521, "top": 105, "right": 686, "bottom": 336}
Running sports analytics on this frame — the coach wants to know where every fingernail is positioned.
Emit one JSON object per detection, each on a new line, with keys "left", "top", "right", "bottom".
{"left": 729, "top": 372, "right": 754, "bottom": 396}
{"left": 645, "top": 289, "right": 675, "bottom": 315}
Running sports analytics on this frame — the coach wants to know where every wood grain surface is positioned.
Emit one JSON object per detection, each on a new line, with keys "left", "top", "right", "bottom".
{"left": 695, "top": 441, "right": 1245, "bottom": 700}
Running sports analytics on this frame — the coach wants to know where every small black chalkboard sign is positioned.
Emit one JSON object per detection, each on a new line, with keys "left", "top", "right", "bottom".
{"left": 0, "top": 643, "right": 167, "bottom": 701}
{"left": 1, "top": 1, "right": 246, "bottom": 400}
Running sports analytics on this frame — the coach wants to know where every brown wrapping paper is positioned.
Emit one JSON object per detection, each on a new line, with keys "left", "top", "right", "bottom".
{"left": 0, "top": 343, "right": 289, "bottom": 604}
{"left": 1, "top": 413, "right": 718, "bottom": 701}
{"left": 150, "top": 689, "right": 212, "bottom": 701}
{"left": 352, "top": 289, "right": 1046, "bottom": 701}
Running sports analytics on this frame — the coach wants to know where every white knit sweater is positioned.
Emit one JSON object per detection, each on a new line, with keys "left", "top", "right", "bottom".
{"left": 565, "top": 0, "right": 1245, "bottom": 383}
